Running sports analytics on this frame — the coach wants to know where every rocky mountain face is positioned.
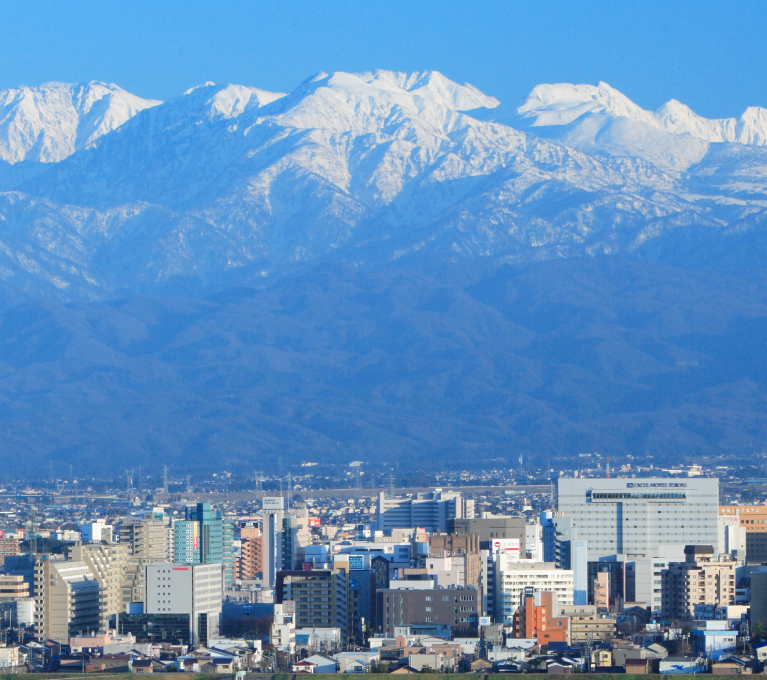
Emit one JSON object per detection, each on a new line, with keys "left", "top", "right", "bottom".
{"left": 2, "top": 71, "right": 767, "bottom": 473}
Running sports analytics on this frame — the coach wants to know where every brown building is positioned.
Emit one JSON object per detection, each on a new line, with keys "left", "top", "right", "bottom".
{"left": 513, "top": 591, "right": 569, "bottom": 644}
{"left": 428, "top": 533, "right": 481, "bottom": 588}
{"left": 376, "top": 587, "right": 479, "bottom": 637}
{"left": 237, "top": 527, "right": 263, "bottom": 580}
{"left": 661, "top": 545, "right": 736, "bottom": 621}
{"left": 719, "top": 505, "right": 767, "bottom": 563}
{"left": 0, "top": 537, "right": 20, "bottom": 567}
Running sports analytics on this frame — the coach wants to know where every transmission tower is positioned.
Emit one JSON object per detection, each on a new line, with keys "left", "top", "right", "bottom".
{"left": 387, "top": 472, "right": 395, "bottom": 499}
{"left": 162, "top": 466, "right": 168, "bottom": 494}
{"left": 125, "top": 469, "right": 134, "bottom": 494}
{"left": 186, "top": 475, "right": 192, "bottom": 493}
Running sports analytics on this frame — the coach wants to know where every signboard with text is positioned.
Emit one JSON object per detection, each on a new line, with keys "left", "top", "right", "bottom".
{"left": 262, "top": 497, "right": 286, "bottom": 510}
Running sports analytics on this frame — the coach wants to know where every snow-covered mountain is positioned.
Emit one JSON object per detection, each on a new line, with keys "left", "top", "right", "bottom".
{"left": 508, "top": 81, "right": 767, "bottom": 170}
{"left": 0, "top": 81, "right": 160, "bottom": 164}
{"left": 1, "top": 70, "right": 767, "bottom": 301}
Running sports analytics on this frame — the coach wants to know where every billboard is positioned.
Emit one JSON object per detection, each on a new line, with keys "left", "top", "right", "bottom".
{"left": 0, "top": 529, "right": 3, "bottom": 538}
{"left": 479, "top": 616, "right": 492, "bottom": 626}
{"left": 492, "top": 539, "right": 520, "bottom": 554}
{"left": 308, "top": 518, "right": 321, "bottom": 527}
{"left": 192, "top": 522, "right": 199, "bottom": 549}
{"left": 262, "top": 497, "right": 286, "bottom": 510}
{"left": 348, "top": 555, "right": 365, "bottom": 570}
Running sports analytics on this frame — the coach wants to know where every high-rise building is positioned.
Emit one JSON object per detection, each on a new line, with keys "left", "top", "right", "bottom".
{"left": 261, "top": 498, "right": 311, "bottom": 588}
{"left": 34, "top": 557, "right": 101, "bottom": 640}
{"left": 173, "top": 503, "right": 234, "bottom": 586}
{"left": 557, "top": 477, "right": 719, "bottom": 559}
{"left": 661, "top": 545, "right": 736, "bottom": 621}
{"left": 493, "top": 556, "right": 574, "bottom": 624}
{"left": 119, "top": 518, "right": 169, "bottom": 559}
{"left": 70, "top": 542, "right": 129, "bottom": 631}
{"left": 275, "top": 569, "right": 350, "bottom": 640}
{"left": 513, "top": 591, "right": 569, "bottom": 644}
{"left": 377, "top": 490, "right": 470, "bottom": 534}
{"left": 144, "top": 562, "right": 223, "bottom": 646}
{"left": 119, "top": 516, "right": 171, "bottom": 606}
{"left": 237, "top": 526, "right": 263, "bottom": 581}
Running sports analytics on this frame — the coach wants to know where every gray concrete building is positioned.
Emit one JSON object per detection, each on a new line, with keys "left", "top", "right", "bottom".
{"left": 449, "top": 515, "right": 526, "bottom": 549}
{"left": 376, "top": 586, "right": 479, "bottom": 637}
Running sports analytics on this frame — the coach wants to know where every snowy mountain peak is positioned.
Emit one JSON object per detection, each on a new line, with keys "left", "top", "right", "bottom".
{"left": 0, "top": 81, "right": 160, "bottom": 163}
{"left": 517, "top": 80, "right": 767, "bottom": 147}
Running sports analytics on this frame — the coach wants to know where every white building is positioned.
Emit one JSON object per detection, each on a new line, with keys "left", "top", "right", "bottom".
{"left": 718, "top": 515, "right": 747, "bottom": 563}
{"left": 270, "top": 603, "right": 295, "bottom": 654}
{"left": 261, "top": 498, "right": 311, "bottom": 588}
{"left": 493, "top": 556, "right": 574, "bottom": 624}
{"left": 144, "top": 562, "right": 223, "bottom": 646}
{"left": 557, "top": 477, "right": 719, "bottom": 559}
{"left": 624, "top": 548, "right": 687, "bottom": 613}
{"left": 80, "top": 520, "right": 113, "bottom": 543}
{"left": 376, "top": 490, "right": 468, "bottom": 534}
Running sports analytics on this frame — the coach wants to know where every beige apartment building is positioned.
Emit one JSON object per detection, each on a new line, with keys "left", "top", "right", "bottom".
{"left": 34, "top": 558, "right": 101, "bottom": 640}
{"left": 561, "top": 603, "right": 616, "bottom": 642}
{"left": 661, "top": 545, "right": 736, "bottom": 621}
{"left": 0, "top": 574, "right": 29, "bottom": 600}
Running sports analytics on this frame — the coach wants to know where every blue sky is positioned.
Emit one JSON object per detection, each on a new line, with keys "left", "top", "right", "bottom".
{"left": 1, "top": 0, "right": 766, "bottom": 119}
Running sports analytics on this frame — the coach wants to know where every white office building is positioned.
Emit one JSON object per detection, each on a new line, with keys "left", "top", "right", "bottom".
{"left": 557, "top": 477, "right": 719, "bottom": 559}
{"left": 377, "top": 490, "right": 470, "bottom": 534}
{"left": 492, "top": 555, "right": 574, "bottom": 624}
{"left": 261, "top": 498, "right": 311, "bottom": 588}
{"left": 144, "top": 562, "right": 223, "bottom": 646}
